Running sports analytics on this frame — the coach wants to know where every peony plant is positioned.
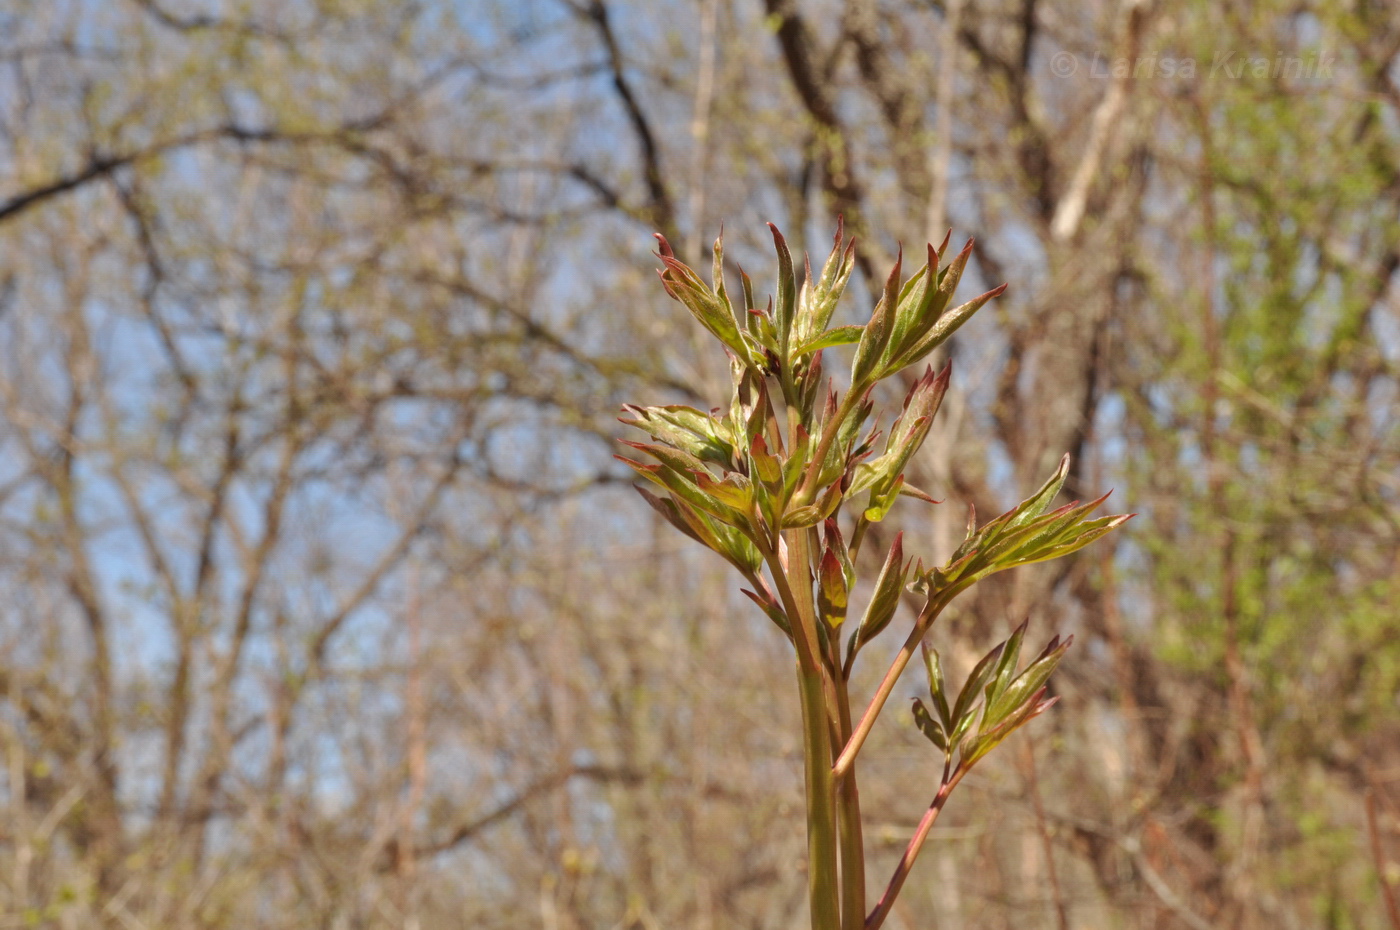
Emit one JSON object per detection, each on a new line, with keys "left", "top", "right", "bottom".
{"left": 618, "top": 222, "right": 1130, "bottom": 930}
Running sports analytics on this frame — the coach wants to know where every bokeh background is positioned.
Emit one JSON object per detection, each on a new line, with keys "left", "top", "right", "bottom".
{"left": 1, "top": 1, "right": 1398, "bottom": 927}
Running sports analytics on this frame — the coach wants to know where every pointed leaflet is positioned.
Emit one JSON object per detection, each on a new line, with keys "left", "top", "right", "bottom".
{"left": 656, "top": 233, "right": 755, "bottom": 366}
{"left": 806, "top": 216, "right": 858, "bottom": 335}
{"left": 988, "top": 635, "right": 1072, "bottom": 724}
{"left": 852, "top": 365, "right": 951, "bottom": 498}
{"left": 620, "top": 404, "right": 735, "bottom": 469}
{"left": 985, "top": 620, "right": 1029, "bottom": 711}
{"left": 817, "top": 546, "right": 849, "bottom": 627}
{"left": 960, "top": 690, "right": 1059, "bottom": 768}
{"left": 893, "top": 283, "right": 1007, "bottom": 372}
{"left": 882, "top": 250, "right": 933, "bottom": 368}
{"left": 1009, "top": 454, "right": 1072, "bottom": 529}
{"left": 748, "top": 435, "right": 783, "bottom": 487}
{"left": 633, "top": 486, "right": 760, "bottom": 575}
{"left": 863, "top": 474, "right": 905, "bottom": 523}
{"left": 617, "top": 439, "right": 710, "bottom": 476}
{"left": 616, "top": 456, "right": 749, "bottom": 528}
{"left": 822, "top": 518, "right": 855, "bottom": 589}
{"left": 768, "top": 224, "right": 798, "bottom": 357}
{"left": 848, "top": 533, "right": 908, "bottom": 657}
{"left": 742, "top": 586, "right": 792, "bottom": 639}
{"left": 1010, "top": 514, "right": 1135, "bottom": 567}
{"left": 921, "top": 640, "right": 952, "bottom": 729}
{"left": 950, "top": 640, "right": 1005, "bottom": 732}
{"left": 852, "top": 248, "right": 903, "bottom": 387}
{"left": 793, "top": 324, "right": 864, "bottom": 357}
{"left": 912, "top": 698, "right": 948, "bottom": 751}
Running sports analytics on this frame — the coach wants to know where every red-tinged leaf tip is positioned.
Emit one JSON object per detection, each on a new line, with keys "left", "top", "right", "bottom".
{"left": 655, "top": 268, "right": 678, "bottom": 298}
{"left": 613, "top": 454, "right": 659, "bottom": 472}
{"left": 902, "top": 485, "right": 943, "bottom": 505}
{"left": 767, "top": 222, "right": 788, "bottom": 250}
{"left": 1085, "top": 489, "right": 1114, "bottom": 509}
{"left": 655, "top": 232, "right": 675, "bottom": 258}
{"left": 937, "top": 229, "right": 952, "bottom": 257}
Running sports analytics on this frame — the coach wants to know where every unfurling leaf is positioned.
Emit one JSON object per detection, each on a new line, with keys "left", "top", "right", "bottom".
{"left": 793, "top": 324, "right": 864, "bottom": 357}
{"left": 620, "top": 404, "right": 735, "bottom": 468}
{"left": 931, "top": 627, "right": 1074, "bottom": 770}
{"left": 852, "top": 249, "right": 902, "bottom": 387}
{"left": 656, "top": 233, "right": 757, "bottom": 367}
{"left": 847, "top": 534, "right": 908, "bottom": 661}
{"left": 921, "top": 640, "right": 951, "bottom": 729}
{"left": 912, "top": 697, "right": 948, "bottom": 751}
{"left": 817, "top": 547, "right": 849, "bottom": 627}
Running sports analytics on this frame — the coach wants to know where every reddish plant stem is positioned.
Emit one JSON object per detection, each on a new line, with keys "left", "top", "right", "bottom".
{"left": 834, "top": 589, "right": 959, "bottom": 778}
{"left": 865, "top": 762, "right": 966, "bottom": 930}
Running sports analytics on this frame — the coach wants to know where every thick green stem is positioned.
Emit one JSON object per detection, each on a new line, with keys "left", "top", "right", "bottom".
{"left": 834, "top": 672, "right": 866, "bottom": 930}
{"left": 798, "top": 658, "right": 841, "bottom": 930}
{"left": 786, "top": 528, "right": 841, "bottom": 930}
{"left": 760, "top": 528, "right": 840, "bottom": 930}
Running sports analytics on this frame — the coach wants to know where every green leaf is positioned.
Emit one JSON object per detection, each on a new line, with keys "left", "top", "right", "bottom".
{"left": 989, "top": 635, "right": 1072, "bottom": 723}
{"left": 921, "top": 641, "right": 951, "bottom": 729}
{"left": 618, "top": 456, "right": 750, "bottom": 528}
{"left": 620, "top": 404, "right": 735, "bottom": 468}
{"left": 849, "top": 533, "right": 908, "bottom": 655}
{"left": 863, "top": 474, "right": 904, "bottom": 522}
{"left": 817, "top": 547, "right": 849, "bottom": 627}
{"left": 618, "top": 439, "right": 710, "bottom": 476}
{"left": 911, "top": 697, "right": 948, "bottom": 751}
{"left": 768, "top": 223, "right": 797, "bottom": 357}
{"left": 961, "top": 691, "right": 1059, "bottom": 767}
{"left": 794, "top": 324, "right": 865, "bottom": 357}
{"left": 741, "top": 586, "right": 792, "bottom": 639}
{"left": 1009, "top": 454, "right": 1072, "bottom": 529}
{"left": 808, "top": 218, "right": 858, "bottom": 333}
{"left": 657, "top": 246, "right": 755, "bottom": 365}
{"left": 852, "top": 249, "right": 902, "bottom": 387}
{"left": 985, "top": 620, "right": 1028, "bottom": 712}
{"left": 892, "top": 282, "right": 1007, "bottom": 371}
{"left": 748, "top": 435, "right": 783, "bottom": 486}
{"left": 951, "top": 640, "right": 1005, "bottom": 729}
